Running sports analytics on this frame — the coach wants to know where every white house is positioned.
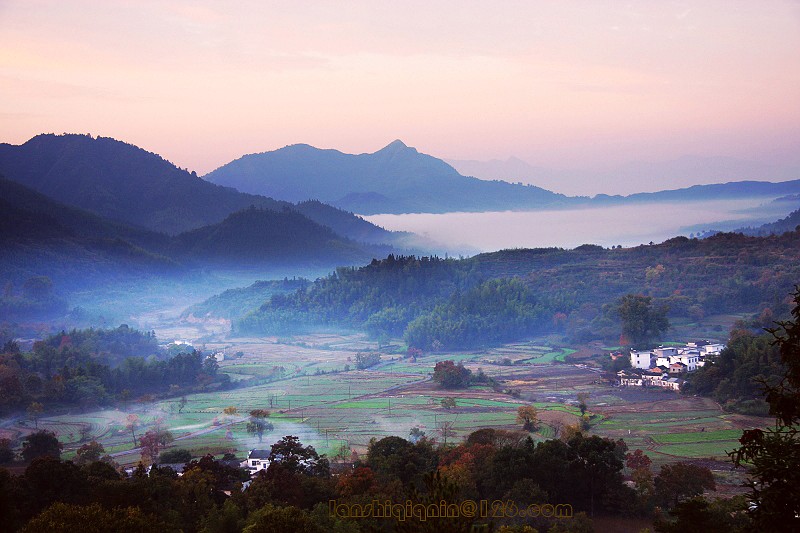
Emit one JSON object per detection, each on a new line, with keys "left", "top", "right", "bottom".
{"left": 630, "top": 350, "right": 654, "bottom": 369}
{"left": 243, "top": 449, "right": 270, "bottom": 473}
{"left": 702, "top": 344, "right": 725, "bottom": 356}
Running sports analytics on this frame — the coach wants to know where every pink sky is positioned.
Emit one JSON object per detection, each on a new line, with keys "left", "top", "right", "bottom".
{"left": 1, "top": 1, "right": 799, "bottom": 194}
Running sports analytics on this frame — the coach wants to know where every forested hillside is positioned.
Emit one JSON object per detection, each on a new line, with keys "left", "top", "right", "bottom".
{"left": 238, "top": 230, "right": 800, "bottom": 349}
{"left": 0, "top": 134, "right": 404, "bottom": 247}
{"left": 0, "top": 325, "right": 227, "bottom": 413}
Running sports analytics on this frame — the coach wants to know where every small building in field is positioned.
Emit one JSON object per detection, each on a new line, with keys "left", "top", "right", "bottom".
{"left": 243, "top": 449, "right": 270, "bottom": 473}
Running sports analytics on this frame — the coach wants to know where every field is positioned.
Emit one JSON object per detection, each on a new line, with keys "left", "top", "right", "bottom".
{"left": 4, "top": 330, "right": 765, "bottom": 495}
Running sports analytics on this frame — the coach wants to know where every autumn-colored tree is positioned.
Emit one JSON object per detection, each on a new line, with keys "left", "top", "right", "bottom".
{"left": 335, "top": 466, "right": 377, "bottom": 497}
{"left": 516, "top": 405, "right": 538, "bottom": 431}
{"left": 74, "top": 441, "right": 106, "bottom": 465}
{"left": 139, "top": 430, "right": 162, "bottom": 464}
{"left": 440, "top": 397, "right": 456, "bottom": 409}
{"left": 626, "top": 449, "right": 654, "bottom": 499}
{"left": 432, "top": 360, "right": 472, "bottom": 389}
{"left": 124, "top": 414, "right": 139, "bottom": 448}
{"left": 654, "top": 462, "right": 716, "bottom": 509}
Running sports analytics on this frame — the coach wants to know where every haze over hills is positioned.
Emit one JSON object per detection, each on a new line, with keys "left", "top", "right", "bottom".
{"left": 448, "top": 154, "right": 800, "bottom": 197}
{"left": 207, "top": 139, "right": 800, "bottom": 215}
{"left": 0, "top": 177, "right": 179, "bottom": 287}
{"left": 204, "top": 140, "right": 569, "bottom": 214}
{"left": 173, "top": 206, "right": 381, "bottom": 265}
{"left": 0, "top": 136, "right": 407, "bottom": 291}
{"left": 0, "top": 134, "right": 400, "bottom": 247}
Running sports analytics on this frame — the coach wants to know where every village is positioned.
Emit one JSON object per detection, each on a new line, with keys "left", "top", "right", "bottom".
{"left": 615, "top": 341, "right": 725, "bottom": 391}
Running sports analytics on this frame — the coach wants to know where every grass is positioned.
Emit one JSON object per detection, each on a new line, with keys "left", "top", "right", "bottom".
{"left": 651, "top": 429, "right": 743, "bottom": 444}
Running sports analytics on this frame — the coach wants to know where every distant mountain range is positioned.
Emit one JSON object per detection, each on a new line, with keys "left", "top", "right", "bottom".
{"left": 204, "top": 140, "right": 569, "bottom": 214}
{"left": 206, "top": 140, "right": 800, "bottom": 215}
{"left": 0, "top": 134, "right": 400, "bottom": 246}
{"left": 448, "top": 154, "right": 800, "bottom": 197}
{"left": 0, "top": 134, "right": 406, "bottom": 285}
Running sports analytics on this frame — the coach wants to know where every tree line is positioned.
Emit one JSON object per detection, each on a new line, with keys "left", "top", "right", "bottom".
{"left": 235, "top": 231, "right": 800, "bottom": 350}
{"left": 0, "top": 325, "right": 228, "bottom": 414}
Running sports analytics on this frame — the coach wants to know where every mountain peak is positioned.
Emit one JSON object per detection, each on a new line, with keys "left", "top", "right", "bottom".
{"left": 377, "top": 139, "right": 412, "bottom": 154}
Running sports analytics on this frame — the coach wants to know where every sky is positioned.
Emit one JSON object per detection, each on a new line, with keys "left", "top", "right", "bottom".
{"left": 1, "top": 1, "right": 799, "bottom": 195}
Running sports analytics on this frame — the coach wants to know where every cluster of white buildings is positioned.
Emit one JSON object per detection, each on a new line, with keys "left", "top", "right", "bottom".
{"left": 616, "top": 342, "right": 725, "bottom": 391}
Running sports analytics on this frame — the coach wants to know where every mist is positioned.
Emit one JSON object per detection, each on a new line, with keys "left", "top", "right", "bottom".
{"left": 364, "top": 197, "right": 799, "bottom": 253}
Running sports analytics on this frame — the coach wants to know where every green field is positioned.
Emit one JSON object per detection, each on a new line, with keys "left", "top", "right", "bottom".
{"left": 9, "top": 334, "right": 766, "bottom": 473}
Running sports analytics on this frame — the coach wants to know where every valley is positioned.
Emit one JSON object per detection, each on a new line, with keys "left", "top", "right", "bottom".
{"left": 2, "top": 300, "right": 759, "bottom": 502}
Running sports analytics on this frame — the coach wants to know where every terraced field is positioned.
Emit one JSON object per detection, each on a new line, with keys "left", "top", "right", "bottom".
{"left": 8, "top": 331, "right": 766, "bottom": 497}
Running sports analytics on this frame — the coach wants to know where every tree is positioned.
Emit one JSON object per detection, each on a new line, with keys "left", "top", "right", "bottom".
{"left": 0, "top": 438, "right": 14, "bottom": 464}
{"left": 440, "top": 397, "right": 457, "bottom": 409}
{"left": 613, "top": 294, "right": 670, "bottom": 348}
{"left": 243, "top": 503, "right": 321, "bottom": 533}
{"left": 246, "top": 409, "right": 273, "bottom": 443}
{"left": 432, "top": 360, "right": 472, "bottom": 389}
{"left": 74, "top": 441, "right": 106, "bottom": 465}
{"left": 516, "top": 405, "right": 538, "bottom": 431}
{"left": 729, "top": 286, "right": 800, "bottom": 530}
{"left": 437, "top": 420, "right": 457, "bottom": 446}
{"left": 268, "top": 435, "right": 329, "bottom": 477}
{"left": 576, "top": 392, "right": 590, "bottom": 416}
{"left": 159, "top": 448, "right": 192, "bottom": 464}
{"left": 626, "top": 449, "right": 654, "bottom": 501}
{"left": 654, "top": 462, "right": 715, "bottom": 509}
{"left": 21, "top": 430, "right": 62, "bottom": 461}
{"left": 21, "top": 502, "right": 162, "bottom": 533}
{"left": 409, "top": 426, "right": 426, "bottom": 443}
{"left": 27, "top": 402, "right": 43, "bottom": 429}
{"left": 223, "top": 406, "right": 238, "bottom": 417}
{"left": 124, "top": 414, "right": 139, "bottom": 448}
{"left": 178, "top": 395, "right": 187, "bottom": 413}
{"left": 366, "top": 436, "right": 437, "bottom": 488}
{"left": 139, "top": 430, "right": 163, "bottom": 464}
{"left": 354, "top": 352, "right": 381, "bottom": 369}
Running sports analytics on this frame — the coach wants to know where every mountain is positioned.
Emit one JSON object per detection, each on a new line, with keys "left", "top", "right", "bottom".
{"left": 204, "top": 140, "right": 569, "bottom": 214}
{"left": 292, "top": 200, "right": 400, "bottom": 245}
{"left": 0, "top": 177, "right": 170, "bottom": 249}
{"left": 0, "top": 178, "right": 178, "bottom": 286}
{"left": 0, "top": 134, "right": 403, "bottom": 247}
{"left": 449, "top": 154, "right": 800, "bottom": 197}
{"left": 173, "top": 206, "right": 377, "bottom": 265}
{"left": 588, "top": 179, "right": 800, "bottom": 206}
{"left": 0, "top": 133, "right": 291, "bottom": 234}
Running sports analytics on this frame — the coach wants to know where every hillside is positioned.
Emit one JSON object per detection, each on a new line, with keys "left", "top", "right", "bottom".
{"left": 204, "top": 140, "right": 568, "bottom": 214}
{"left": 238, "top": 230, "right": 800, "bottom": 349}
{"left": 0, "top": 177, "right": 171, "bottom": 249}
{"left": 0, "top": 134, "right": 403, "bottom": 247}
{"left": 173, "top": 206, "right": 380, "bottom": 265}
{"left": 733, "top": 207, "right": 800, "bottom": 237}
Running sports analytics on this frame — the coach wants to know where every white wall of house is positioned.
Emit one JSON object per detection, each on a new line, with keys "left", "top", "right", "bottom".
{"left": 630, "top": 350, "right": 653, "bottom": 369}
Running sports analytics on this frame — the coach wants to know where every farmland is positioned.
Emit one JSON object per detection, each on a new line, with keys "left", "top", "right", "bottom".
{"left": 3, "top": 330, "right": 764, "bottom": 494}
